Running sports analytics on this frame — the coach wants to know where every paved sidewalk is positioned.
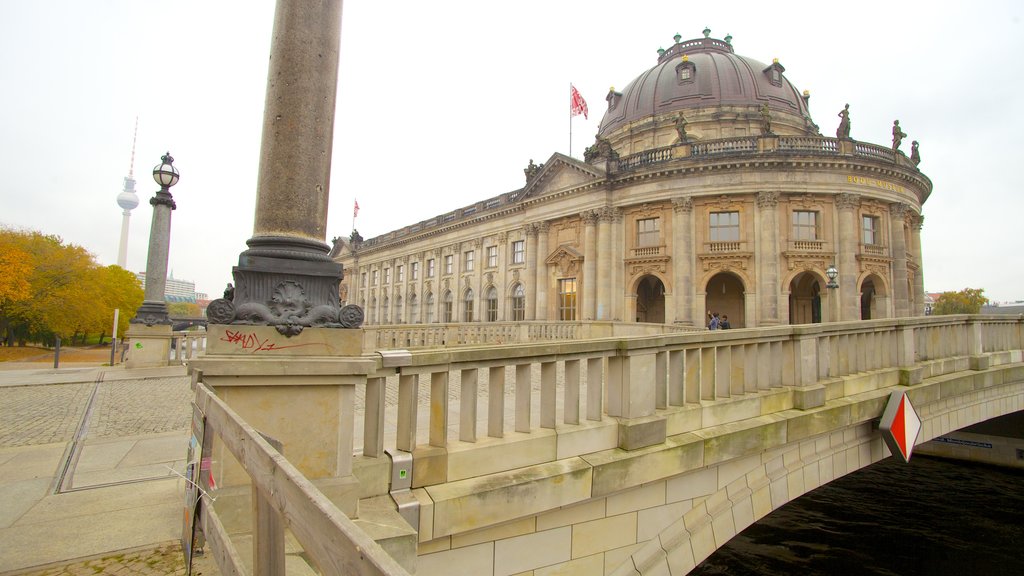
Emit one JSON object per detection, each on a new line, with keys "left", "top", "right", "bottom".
{"left": 0, "top": 363, "right": 218, "bottom": 575}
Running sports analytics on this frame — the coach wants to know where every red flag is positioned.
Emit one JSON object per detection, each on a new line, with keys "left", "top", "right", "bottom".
{"left": 570, "top": 84, "right": 588, "bottom": 119}
{"left": 353, "top": 199, "right": 360, "bottom": 218}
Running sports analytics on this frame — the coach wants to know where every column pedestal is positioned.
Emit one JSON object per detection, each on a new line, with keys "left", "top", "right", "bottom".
{"left": 125, "top": 324, "right": 173, "bottom": 369}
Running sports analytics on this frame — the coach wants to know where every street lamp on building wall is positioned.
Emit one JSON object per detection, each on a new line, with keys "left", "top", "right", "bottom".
{"left": 130, "top": 152, "right": 180, "bottom": 326}
{"left": 826, "top": 264, "right": 839, "bottom": 290}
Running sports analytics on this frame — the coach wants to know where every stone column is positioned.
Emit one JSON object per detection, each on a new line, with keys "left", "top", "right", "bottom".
{"left": 207, "top": 0, "right": 353, "bottom": 335}
{"left": 582, "top": 210, "right": 599, "bottom": 320}
{"left": 611, "top": 210, "right": 625, "bottom": 321}
{"left": 911, "top": 214, "right": 925, "bottom": 317}
{"left": 671, "top": 197, "right": 694, "bottom": 325}
{"left": 835, "top": 193, "right": 861, "bottom": 321}
{"left": 756, "top": 191, "right": 780, "bottom": 326}
{"left": 536, "top": 222, "right": 550, "bottom": 320}
{"left": 525, "top": 224, "right": 538, "bottom": 320}
{"left": 890, "top": 203, "right": 910, "bottom": 317}
{"left": 596, "top": 208, "right": 613, "bottom": 320}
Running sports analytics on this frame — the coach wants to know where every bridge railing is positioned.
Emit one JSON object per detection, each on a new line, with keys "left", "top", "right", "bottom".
{"left": 170, "top": 330, "right": 207, "bottom": 364}
{"left": 361, "top": 316, "right": 1022, "bottom": 479}
{"left": 363, "top": 320, "right": 699, "bottom": 350}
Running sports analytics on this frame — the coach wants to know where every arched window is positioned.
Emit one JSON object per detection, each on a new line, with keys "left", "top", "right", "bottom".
{"left": 442, "top": 291, "right": 453, "bottom": 323}
{"left": 425, "top": 292, "right": 435, "bottom": 323}
{"left": 394, "top": 295, "right": 403, "bottom": 324}
{"left": 486, "top": 287, "right": 498, "bottom": 322}
{"left": 369, "top": 296, "right": 377, "bottom": 325}
{"left": 382, "top": 295, "right": 390, "bottom": 324}
{"left": 463, "top": 289, "right": 475, "bottom": 322}
{"left": 510, "top": 283, "right": 526, "bottom": 321}
{"left": 409, "top": 294, "right": 418, "bottom": 324}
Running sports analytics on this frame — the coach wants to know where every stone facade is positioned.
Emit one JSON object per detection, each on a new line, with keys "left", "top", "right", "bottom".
{"left": 333, "top": 34, "right": 931, "bottom": 329}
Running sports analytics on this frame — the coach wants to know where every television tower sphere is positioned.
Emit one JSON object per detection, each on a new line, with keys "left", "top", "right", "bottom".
{"left": 117, "top": 185, "right": 139, "bottom": 210}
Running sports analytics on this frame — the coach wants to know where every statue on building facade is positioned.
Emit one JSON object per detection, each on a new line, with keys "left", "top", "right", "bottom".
{"left": 892, "top": 120, "right": 907, "bottom": 152}
{"left": 759, "top": 103, "right": 773, "bottom": 136}
{"left": 910, "top": 140, "right": 921, "bottom": 166}
{"left": 674, "top": 113, "right": 690, "bottom": 143}
{"left": 836, "top": 104, "right": 851, "bottom": 139}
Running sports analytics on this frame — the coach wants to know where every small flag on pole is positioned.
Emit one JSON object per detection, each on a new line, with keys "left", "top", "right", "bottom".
{"left": 353, "top": 199, "right": 360, "bottom": 218}
{"left": 570, "top": 84, "right": 588, "bottom": 119}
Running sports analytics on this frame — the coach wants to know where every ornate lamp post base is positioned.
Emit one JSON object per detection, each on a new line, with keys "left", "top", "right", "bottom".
{"left": 206, "top": 242, "right": 363, "bottom": 336}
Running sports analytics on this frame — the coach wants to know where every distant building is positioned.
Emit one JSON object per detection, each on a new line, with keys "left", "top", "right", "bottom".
{"left": 134, "top": 272, "right": 198, "bottom": 303}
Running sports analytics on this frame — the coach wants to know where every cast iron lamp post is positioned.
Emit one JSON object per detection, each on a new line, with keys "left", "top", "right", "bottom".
{"left": 130, "top": 152, "right": 180, "bottom": 326}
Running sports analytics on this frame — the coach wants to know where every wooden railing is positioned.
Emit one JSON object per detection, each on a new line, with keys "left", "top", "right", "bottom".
{"left": 193, "top": 381, "right": 410, "bottom": 576}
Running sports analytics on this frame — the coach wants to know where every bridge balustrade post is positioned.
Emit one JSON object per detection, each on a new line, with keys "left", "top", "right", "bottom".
{"left": 792, "top": 333, "right": 825, "bottom": 410}
{"left": 895, "top": 322, "right": 924, "bottom": 385}
{"left": 606, "top": 350, "right": 666, "bottom": 450}
{"left": 967, "top": 318, "right": 990, "bottom": 371}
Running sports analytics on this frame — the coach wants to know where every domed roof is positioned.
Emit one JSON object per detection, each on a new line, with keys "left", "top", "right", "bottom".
{"left": 598, "top": 32, "right": 813, "bottom": 137}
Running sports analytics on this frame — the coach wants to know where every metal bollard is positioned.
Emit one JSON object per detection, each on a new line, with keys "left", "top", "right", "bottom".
{"left": 54, "top": 336, "right": 61, "bottom": 369}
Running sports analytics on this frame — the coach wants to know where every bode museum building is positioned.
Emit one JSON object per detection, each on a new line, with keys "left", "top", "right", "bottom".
{"left": 332, "top": 31, "right": 930, "bottom": 329}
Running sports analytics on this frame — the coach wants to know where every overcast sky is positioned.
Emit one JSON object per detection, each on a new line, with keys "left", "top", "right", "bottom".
{"left": 1, "top": 1, "right": 1022, "bottom": 303}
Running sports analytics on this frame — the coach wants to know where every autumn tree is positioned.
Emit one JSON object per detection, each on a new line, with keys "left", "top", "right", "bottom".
{"left": 0, "top": 228, "right": 143, "bottom": 345}
{"left": 932, "top": 288, "right": 989, "bottom": 315}
{"left": 167, "top": 301, "right": 201, "bottom": 317}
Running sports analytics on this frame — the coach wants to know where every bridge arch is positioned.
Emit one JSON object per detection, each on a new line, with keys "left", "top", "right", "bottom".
{"left": 610, "top": 389, "right": 1024, "bottom": 575}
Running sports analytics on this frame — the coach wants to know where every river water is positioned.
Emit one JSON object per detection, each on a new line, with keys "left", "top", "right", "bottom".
{"left": 691, "top": 455, "right": 1024, "bottom": 575}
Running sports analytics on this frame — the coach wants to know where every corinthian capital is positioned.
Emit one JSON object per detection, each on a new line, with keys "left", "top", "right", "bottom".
{"left": 835, "top": 192, "right": 861, "bottom": 210}
{"left": 672, "top": 197, "right": 694, "bottom": 213}
{"left": 756, "top": 190, "right": 779, "bottom": 209}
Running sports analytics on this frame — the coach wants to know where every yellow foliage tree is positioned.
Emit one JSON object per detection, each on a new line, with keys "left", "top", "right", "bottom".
{"left": 932, "top": 288, "right": 989, "bottom": 315}
{"left": 0, "top": 228, "right": 144, "bottom": 345}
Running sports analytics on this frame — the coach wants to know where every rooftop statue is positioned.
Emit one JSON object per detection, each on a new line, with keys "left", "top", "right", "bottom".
{"left": 836, "top": 104, "right": 851, "bottom": 139}
{"left": 911, "top": 140, "right": 921, "bottom": 166}
{"left": 892, "top": 120, "right": 907, "bottom": 152}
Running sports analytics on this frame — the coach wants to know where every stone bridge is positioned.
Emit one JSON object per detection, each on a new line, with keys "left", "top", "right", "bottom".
{"left": 193, "top": 315, "right": 1023, "bottom": 576}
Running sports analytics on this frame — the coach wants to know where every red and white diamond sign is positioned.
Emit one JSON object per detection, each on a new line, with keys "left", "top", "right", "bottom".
{"left": 879, "top": 390, "right": 922, "bottom": 463}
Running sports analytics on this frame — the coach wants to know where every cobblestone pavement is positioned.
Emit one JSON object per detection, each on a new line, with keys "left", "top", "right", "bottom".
{"left": 16, "top": 543, "right": 219, "bottom": 576}
{"left": 0, "top": 382, "right": 94, "bottom": 448}
{"left": 88, "top": 377, "right": 192, "bottom": 439}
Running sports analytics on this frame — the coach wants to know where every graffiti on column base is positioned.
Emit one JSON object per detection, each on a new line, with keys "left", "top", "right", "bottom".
{"left": 220, "top": 329, "right": 323, "bottom": 353}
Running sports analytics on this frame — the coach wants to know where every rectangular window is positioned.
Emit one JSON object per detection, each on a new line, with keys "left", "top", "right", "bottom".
{"left": 427, "top": 258, "right": 435, "bottom": 278}
{"left": 383, "top": 268, "right": 391, "bottom": 285}
{"left": 792, "top": 211, "right": 818, "bottom": 241}
{"left": 372, "top": 270, "right": 378, "bottom": 285}
{"left": 486, "top": 245, "right": 498, "bottom": 268}
{"left": 512, "top": 240, "right": 525, "bottom": 264}
{"left": 637, "top": 217, "right": 660, "bottom": 246}
{"left": 410, "top": 261, "right": 419, "bottom": 280}
{"left": 464, "top": 250, "right": 474, "bottom": 272}
{"left": 709, "top": 211, "right": 740, "bottom": 242}
{"left": 558, "top": 278, "right": 577, "bottom": 321}
{"left": 444, "top": 255, "right": 453, "bottom": 274}
{"left": 361, "top": 272, "right": 367, "bottom": 287}
{"left": 397, "top": 265, "right": 404, "bottom": 283}
{"left": 863, "top": 215, "right": 880, "bottom": 245}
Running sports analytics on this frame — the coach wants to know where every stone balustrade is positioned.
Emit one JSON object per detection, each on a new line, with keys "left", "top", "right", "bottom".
{"left": 170, "top": 330, "right": 206, "bottom": 364}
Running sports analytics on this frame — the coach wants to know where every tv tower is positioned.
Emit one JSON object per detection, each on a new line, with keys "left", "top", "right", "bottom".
{"left": 116, "top": 118, "right": 140, "bottom": 268}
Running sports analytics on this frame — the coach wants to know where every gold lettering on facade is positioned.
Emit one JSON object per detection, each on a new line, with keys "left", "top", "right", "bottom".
{"left": 846, "top": 175, "right": 905, "bottom": 194}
